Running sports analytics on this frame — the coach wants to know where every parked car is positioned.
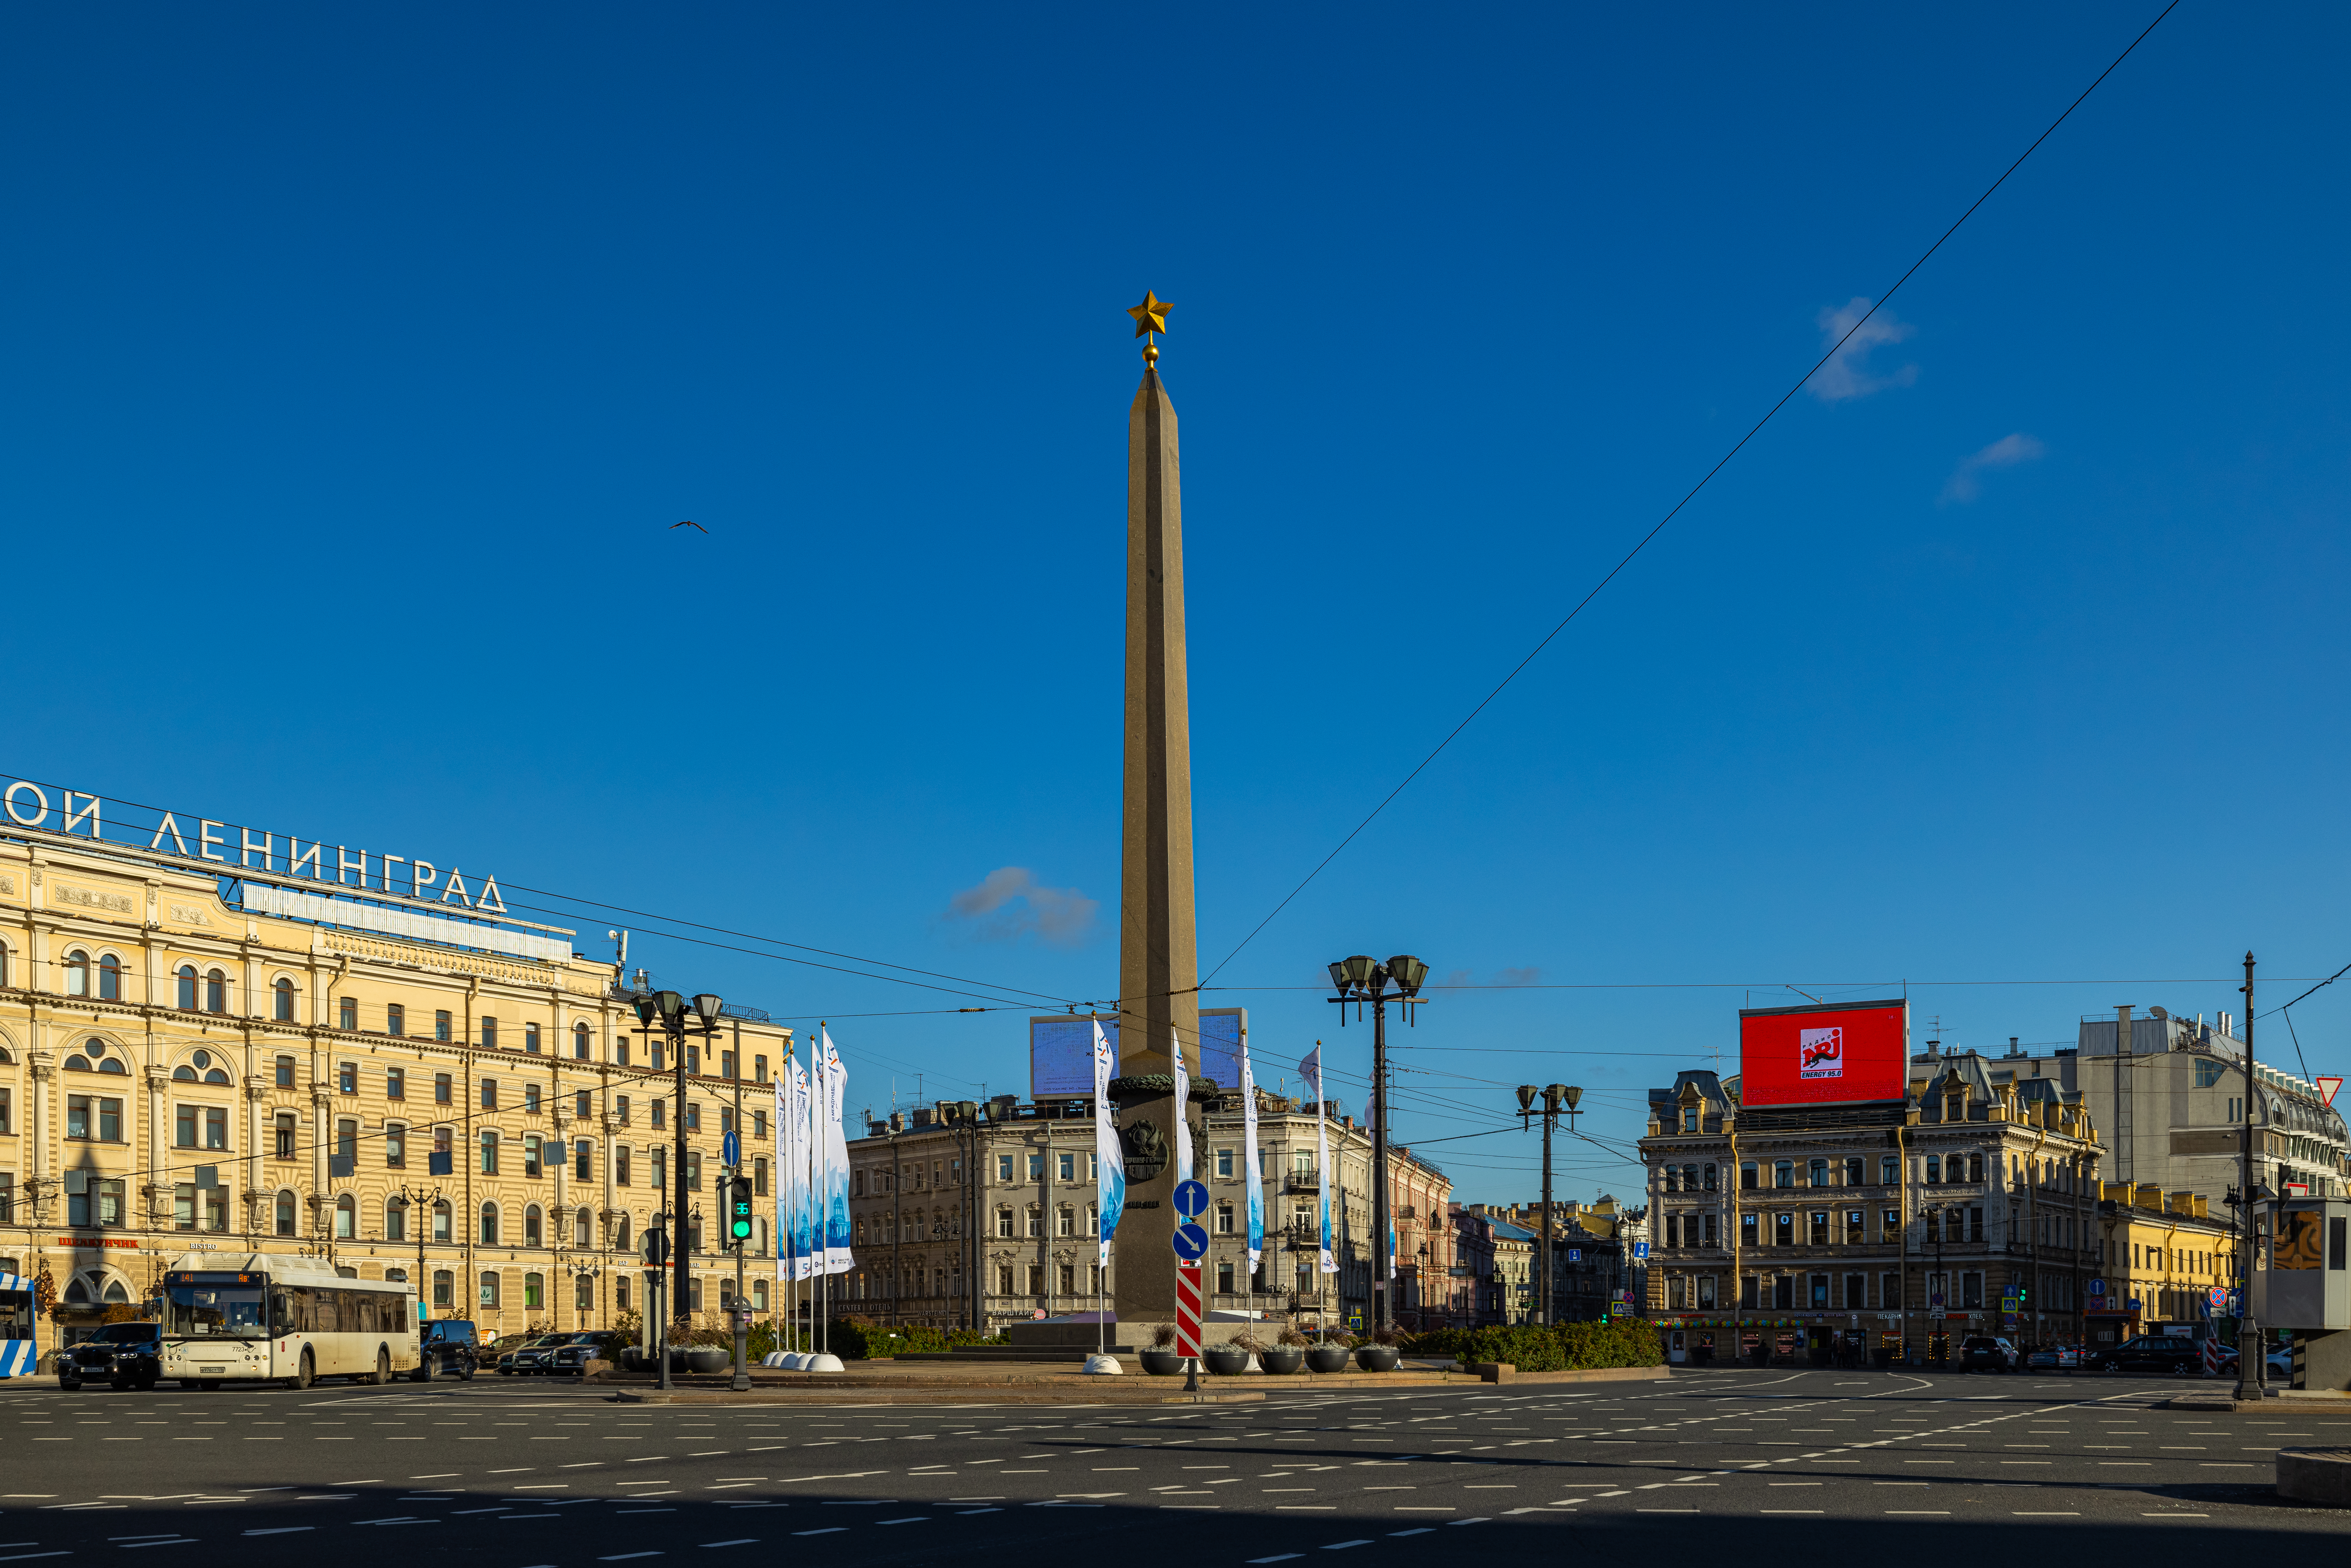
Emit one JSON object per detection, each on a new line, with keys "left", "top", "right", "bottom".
{"left": 549, "top": 1331, "right": 632, "bottom": 1377}
{"left": 497, "top": 1333, "right": 573, "bottom": 1376}
{"left": 2213, "top": 1347, "right": 2293, "bottom": 1381}
{"left": 58, "top": 1322, "right": 164, "bottom": 1391}
{"left": 1957, "top": 1335, "right": 2021, "bottom": 1373}
{"left": 2086, "top": 1334, "right": 2202, "bottom": 1375}
{"left": 413, "top": 1319, "right": 480, "bottom": 1382}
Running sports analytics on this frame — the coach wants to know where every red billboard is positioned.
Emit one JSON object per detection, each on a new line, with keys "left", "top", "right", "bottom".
{"left": 1737, "top": 1000, "right": 1909, "bottom": 1107}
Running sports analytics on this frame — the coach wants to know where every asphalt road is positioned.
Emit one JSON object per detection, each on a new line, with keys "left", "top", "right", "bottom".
{"left": 0, "top": 1366, "right": 2343, "bottom": 1565}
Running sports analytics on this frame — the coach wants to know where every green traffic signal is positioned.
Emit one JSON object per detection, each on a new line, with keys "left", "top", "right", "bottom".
{"left": 726, "top": 1173, "right": 754, "bottom": 1241}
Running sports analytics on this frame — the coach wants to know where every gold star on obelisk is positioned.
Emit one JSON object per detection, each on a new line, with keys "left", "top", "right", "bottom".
{"left": 1128, "top": 290, "right": 1172, "bottom": 337}
{"left": 1128, "top": 290, "right": 1172, "bottom": 368}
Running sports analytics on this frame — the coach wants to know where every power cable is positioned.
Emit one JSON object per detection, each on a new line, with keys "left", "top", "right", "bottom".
{"left": 1194, "top": 0, "right": 2184, "bottom": 989}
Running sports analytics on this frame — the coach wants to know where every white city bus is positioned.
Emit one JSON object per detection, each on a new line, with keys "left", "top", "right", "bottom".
{"left": 158, "top": 1251, "right": 419, "bottom": 1389}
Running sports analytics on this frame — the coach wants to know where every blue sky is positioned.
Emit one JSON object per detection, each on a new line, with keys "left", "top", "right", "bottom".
{"left": 4, "top": 3, "right": 2348, "bottom": 1204}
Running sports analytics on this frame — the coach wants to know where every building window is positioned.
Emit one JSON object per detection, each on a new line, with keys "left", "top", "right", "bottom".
{"left": 1925, "top": 1155, "right": 1941, "bottom": 1183}
{"left": 1739, "top": 1161, "right": 1757, "bottom": 1190}
{"left": 576, "top": 1273, "right": 594, "bottom": 1312}
{"left": 275, "top": 1191, "right": 297, "bottom": 1236}
{"left": 721, "top": 1050, "right": 738, "bottom": 1080}
{"left": 616, "top": 1096, "right": 630, "bottom": 1125}
{"left": 481, "top": 1205, "right": 500, "bottom": 1246}
{"left": 753, "top": 1109, "right": 768, "bottom": 1140}
{"left": 274, "top": 1112, "right": 297, "bottom": 1159}
{"left": 334, "top": 1194, "right": 355, "bottom": 1239}
{"left": 1967, "top": 1153, "right": 1984, "bottom": 1182}
{"left": 336, "top": 1118, "right": 358, "bottom": 1164}
{"left": 616, "top": 1146, "right": 631, "bottom": 1185}
{"left": 651, "top": 1100, "right": 665, "bottom": 1131}
{"left": 1773, "top": 1160, "right": 1793, "bottom": 1188}
{"left": 480, "top": 1131, "right": 499, "bottom": 1175}
{"left": 67, "top": 1096, "right": 124, "bottom": 1142}
{"left": 434, "top": 1073, "right": 452, "bottom": 1104}
{"left": 525, "top": 1022, "right": 540, "bottom": 1054}
{"left": 386, "top": 1123, "right": 406, "bottom": 1168}
{"left": 387, "top": 1197, "right": 406, "bottom": 1242}
{"left": 64, "top": 949, "right": 89, "bottom": 996}
{"left": 1809, "top": 1211, "right": 1830, "bottom": 1245}
{"left": 1773, "top": 1212, "right": 1793, "bottom": 1246}
{"left": 524, "top": 1136, "right": 542, "bottom": 1180}
{"left": 388, "top": 1003, "right": 406, "bottom": 1036}
{"left": 205, "top": 969, "right": 227, "bottom": 1013}
{"left": 524, "top": 1205, "right": 543, "bottom": 1247}
{"left": 481, "top": 1079, "right": 498, "bottom": 1111}
{"left": 575, "top": 1207, "right": 592, "bottom": 1247}
{"left": 1808, "top": 1158, "right": 1829, "bottom": 1186}
{"left": 177, "top": 965, "right": 197, "bottom": 1010}
{"left": 274, "top": 978, "right": 296, "bottom": 1021}
{"left": 338, "top": 1061, "right": 357, "bottom": 1094}
{"left": 576, "top": 1141, "right": 591, "bottom": 1182}
{"left": 685, "top": 1102, "right": 700, "bottom": 1133}
{"left": 996, "top": 1207, "right": 1014, "bottom": 1238}
{"left": 754, "top": 1156, "right": 768, "bottom": 1197}
{"left": 524, "top": 1083, "right": 541, "bottom": 1114}
{"left": 430, "top": 1269, "right": 453, "bottom": 1309}
{"left": 575, "top": 1022, "right": 592, "bottom": 1060}
{"left": 385, "top": 1066, "right": 405, "bottom": 1101}
{"left": 432, "top": 1200, "right": 452, "bottom": 1243}
{"left": 652, "top": 1148, "right": 666, "bottom": 1189}
{"left": 685, "top": 1150, "right": 700, "bottom": 1191}
{"left": 480, "top": 1271, "right": 500, "bottom": 1307}
{"left": 339, "top": 996, "right": 357, "bottom": 1031}
{"left": 175, "top": 1104, "right": 199, "bottom": 1148}
{"left": 481, "top": 1016, "right": 499, "bottom": 1050}
{"left": 98, "top": 952, "right": 121, "bottom": 1000}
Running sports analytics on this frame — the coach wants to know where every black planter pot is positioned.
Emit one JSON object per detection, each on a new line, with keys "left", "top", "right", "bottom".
{"left": 686, "top": 1347, "right": 731, "bottom": 1375}
{"left": 1353, "top": 1346, "right": 1399, "bottom": 1373}
{"left": 1305, "top": 1345, "right": 1353, "bottom": 1374}
{"left": 1258, "top": 1347, "right": 1306, "bottom": 1375}
{"left": 1139, "top": 1349, "right": 1185, "bottom": 1377}
{"left": 1202, "top": 1346, "right": 1251, "bottom": 1376}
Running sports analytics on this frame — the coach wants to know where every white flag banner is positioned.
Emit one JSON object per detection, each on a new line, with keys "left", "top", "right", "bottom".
{"left": 1301, "top": 1045, "right": 1336, "bottom": 1274}
{"left": 1240, "top": 1030, "right": 1263, "bottom": 1270}
{"left": 773, "top": 1067, "right": 794, "bottom": 1272}
{"left": 789, "top": 1056, "right": 817, "bottom": 1283}
{"left": 1093, "top": 1021, "right": 1123, "bottom": 1267}
{"left": 1171, "top": 1026, "right": 1192, "bottom": 1187}
{"left": 821, "top": 1029, "right": 853, "bottom": 1275}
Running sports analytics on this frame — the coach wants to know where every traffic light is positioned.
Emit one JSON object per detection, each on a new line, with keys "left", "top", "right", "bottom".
{"left": 643, "top": 1226, "right": 668, "bottom": 1266}
{"left": 728, "top": 1176, "right": 754, "bottom": 1244}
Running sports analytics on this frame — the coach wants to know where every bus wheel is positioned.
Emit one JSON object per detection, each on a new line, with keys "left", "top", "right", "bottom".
{"left": 370, "top": 1348, "right": 391, "bottom": 1386}
{"left": 288, "top": 1350, "right": 314, "bottom": 1391}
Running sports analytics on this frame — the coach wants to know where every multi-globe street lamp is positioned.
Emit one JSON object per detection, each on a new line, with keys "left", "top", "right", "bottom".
{"left": 935, "top": 1099, "right": 994, "bottom": 1331}
{"left": 1513, "top": 1084, "right": 1581, "bottom": 1326}
{"left": 630, "top": 989, "right": 725, "bottom": 1389}
{"left": 1325, "top": 954, "right": 1428, "bottom": 1337}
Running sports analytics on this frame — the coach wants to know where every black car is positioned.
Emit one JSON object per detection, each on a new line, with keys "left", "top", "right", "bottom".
{"left": 498, "top": 1333, "right": 573, "bottom": 1376}
{"left": 1957, "top": 1335, "right": 2020, "bottom": 1373}
{"left": 547, "top": 1331, "right": 631, "bottom": 1377}
{"left": 412, "top": 1318, "right": 479, "bottom": 1382}
{"left": 2087, "top": 1333, "right": 2202, "bottom": 1375}
{"left": 60, "top": 1322, "right": 163, "bottom": 1391}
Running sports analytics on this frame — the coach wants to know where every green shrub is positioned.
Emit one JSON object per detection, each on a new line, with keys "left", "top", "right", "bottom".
{"left": 1407, "top": 1318, "right": 1664, "bottom": 1373}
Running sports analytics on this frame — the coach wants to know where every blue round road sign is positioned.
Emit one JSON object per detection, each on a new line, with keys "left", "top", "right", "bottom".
{"left": 1172, "top": 1179, "right": 1210, "bottom": 1219}
{"left": 721, "top": 1130, "right": 741, "bottom": 1168}
{"left": 1172, "top": 1222, "right": 1209, "bottom": 1261}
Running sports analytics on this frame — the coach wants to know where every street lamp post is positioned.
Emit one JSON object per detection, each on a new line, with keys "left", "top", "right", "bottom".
{"left": 630, "top": 989, "right": 725, "bottom": 1378}
{"left": 2234, "top": 951, "right": 2271, "bottom": 1401}
{"left": 936, "top": 1101, "right": 990, "bottom": 1332}
{"left": 1513, "top": 1084, "right": 1582, "bottom": 1326}
{"left": 1326, "top": 954, "right": 1428, "bottom": 1337}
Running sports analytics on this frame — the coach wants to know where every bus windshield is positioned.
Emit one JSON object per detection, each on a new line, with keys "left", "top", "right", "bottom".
{"left": 166, "top": 1281, "right": 266, "bottom": 1338}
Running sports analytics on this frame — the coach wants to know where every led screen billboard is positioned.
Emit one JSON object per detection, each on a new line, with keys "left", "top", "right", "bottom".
{"left": 1030, "top": 1009, "right": 1246, "bottom": 1100}
{"left": 1736, "top": 999, "right": 1908, "bottom": 1107}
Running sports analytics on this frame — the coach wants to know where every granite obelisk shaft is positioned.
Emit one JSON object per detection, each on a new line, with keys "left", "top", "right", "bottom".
{"left": 1113, "top": 366, "right": 1202, "bottom": 1325}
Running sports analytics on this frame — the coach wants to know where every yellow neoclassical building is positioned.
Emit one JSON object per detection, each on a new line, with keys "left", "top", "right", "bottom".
{"left": 0, "top": 802, "right": 788, "bottom": 1357}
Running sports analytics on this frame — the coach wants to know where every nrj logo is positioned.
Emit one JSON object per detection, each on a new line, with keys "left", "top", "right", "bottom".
{"left": 1798, "top": 1026, "right": 1844, "bottom": 1079}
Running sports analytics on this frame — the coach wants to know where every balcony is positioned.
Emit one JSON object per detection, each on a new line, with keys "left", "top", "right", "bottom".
{"left": 1282, "top": 1172, "right": 1322, "bottom": 1195}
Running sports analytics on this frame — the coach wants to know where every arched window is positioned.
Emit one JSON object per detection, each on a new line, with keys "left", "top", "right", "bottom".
{"left": 575, "top": 1022, "right": 591, "bottom": 1061}
{"left": 524, "top": 1205, "right": 543, "bottom": 1247}
{"left": 177, "top": 966, "right": 197, "bottom": 1011}
{"left": 334, "top": 1194, "right": 355, "bottom": 1239}
{"left": 275, "top": 1192, "right": 297, "bottom": 1236}
{"left": 480, "top": 1204, "right": 500, "bottom": 1245}
{"left": 204, "top": 1066, "right": 229, "bottom": 1085}
{"left": 204, "top": 969, "right": 227, "bottom": 1014}
{"left": 386, "top": 1197, "right": 406, "bottom": 1243}
{"left": 64, "top": 1050, "right": 91, "bottom": 1073}
{"left": 95, "top": 1042, "right": 126, "bottom": 1075}
{"left": 479, "top": 1272, "right": 500, "bottom": 1308}
{"left": 615, "top": 1214, "right": 631, "bottom": 1253}
{"left": 98, "top": 954, "right": 121, "bottom": 1001}
{"left": 172, "top": 1064, "right": 197, "bottom": 1082}
{"left": 63, "top": 950, "right": 90, "bottom": 996}
{"left": 273, "top": 978, "right": 295, "bottom": 1021}
{"left": 64, "top": 1275, "right": 92, "bottom": 1305}
{"left": 432, "top": 1200, "right": 452, "bottom": 1243}
{"left": 576, "top": 1273, "right": 593, "bottom": 1312}
{"left": 575, "top": 1208, "right": 592, "bottom": 1247}
{"left": 102, "top": 1278, "right": 129, "bottom": 1304}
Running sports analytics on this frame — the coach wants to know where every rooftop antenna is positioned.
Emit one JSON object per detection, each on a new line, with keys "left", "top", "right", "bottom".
{"left": 608, "top": 928, "right": 629, "bottom": 969}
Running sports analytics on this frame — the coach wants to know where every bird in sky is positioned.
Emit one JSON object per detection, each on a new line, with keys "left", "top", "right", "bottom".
{"left": 669, "top": 520, "right": 707, "bottom": 533}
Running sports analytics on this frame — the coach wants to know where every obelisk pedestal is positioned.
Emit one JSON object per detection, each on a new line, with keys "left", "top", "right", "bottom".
{"left": 1110, "top": 359, "right": 1203, "bottom": 1329}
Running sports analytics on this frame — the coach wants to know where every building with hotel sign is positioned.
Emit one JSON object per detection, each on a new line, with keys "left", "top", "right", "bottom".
{"left": 0, "top": 782, "right": 786, "bottom": 1359}
{"left": 1638, "top": 1000, "right": 2106, "bottom": 1365}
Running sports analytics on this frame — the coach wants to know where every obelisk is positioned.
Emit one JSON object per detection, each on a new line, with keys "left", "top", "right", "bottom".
{"left": 1113, "top": 291, "right": 1203, "bottom": 1327}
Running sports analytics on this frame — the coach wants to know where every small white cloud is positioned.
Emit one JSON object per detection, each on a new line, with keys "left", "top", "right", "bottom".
{"left": 1807, "top": 296, "right": 1918, "bottom": 403}
{"left": 944, "top": 866, "right": 1099, "bottom": 947}
{"left": 1940, "top": 432, "right": 2046, "bottom": 504}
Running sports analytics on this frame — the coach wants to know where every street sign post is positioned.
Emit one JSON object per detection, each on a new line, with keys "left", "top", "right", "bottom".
{"left": 1632, "top": 1241, "right": 1649, "bottom": 1261}
{"left": 1172, "top": 1179, "right": 1209, "bottom": 1219}
{"left": 722, "top": 1130, "right": 740, "bottom": 1169}
{"left": 1172, "top": 1221, "right": 1209, "bottom": 1261}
